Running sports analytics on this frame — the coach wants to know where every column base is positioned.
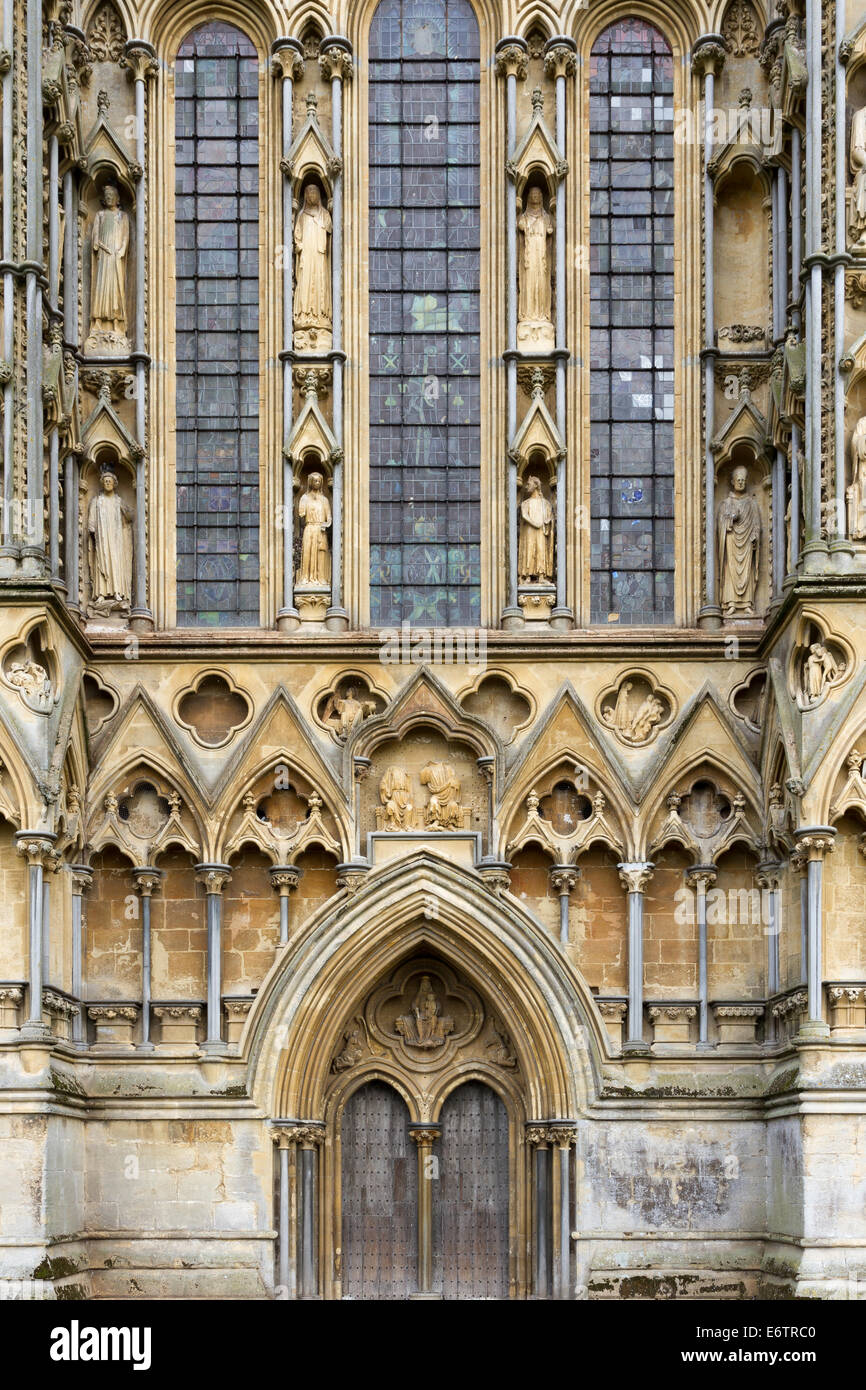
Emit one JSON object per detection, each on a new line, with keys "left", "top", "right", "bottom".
{"left": 501, "top": 606, "right": 524, "bottom": 631}
{"left": 800, "top": 543, "right": 830, "bottom": 574}
{"left": 550, "top": 606, "right": 574, "bottom": 631}
{"left": 136, "top": 1041, "right": 156, "bottom": 1053}
{"left": 130, "top": 608, "right": 155, "bottom": 633}
{"left": 796, "top": 1020, "right": 831, "bottom": 1042}
{"left": 828, "top": 540, "right": 855, "bottom": 570}
{"left": 696, "top": 605, "right": 723, "bottom": 631}
{"left": 200, "top": 1039, "right": 228, "bottom": 1056}
{"left": 621, "top": 1039, "right": 650, "bottom": 1056}
{"left": 18, "top": 1021, "right": 54, "bottom": 1043}
{"left": 276, "top": 608, "right": 301, "bottom": 633}
{"left": 409, "top": 1292, "right": 443, "bottom": 1300}
{"left": 325, "top": 606, "right": 349, "bottom": 631}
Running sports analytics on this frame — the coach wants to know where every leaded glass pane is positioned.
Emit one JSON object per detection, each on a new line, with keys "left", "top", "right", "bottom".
{"left": 589, "top": 19, "right": 675, "bottom": 626}
{"left": 369, "top": 0, "right": 481, "bottom": 627}
{"left": 175, "top": 21, "right": 260, "bottom": 627}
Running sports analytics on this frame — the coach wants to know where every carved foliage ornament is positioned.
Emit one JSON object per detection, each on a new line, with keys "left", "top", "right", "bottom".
{"left": 86, "top": 3, "right": 125, "bottom": 63}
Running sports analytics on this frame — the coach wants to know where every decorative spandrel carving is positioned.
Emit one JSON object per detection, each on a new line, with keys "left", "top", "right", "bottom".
{"left": 850, "top": 105, "right": 866, "bottom": 252}
{"left": 87, "top": 470, "right": 133, "bottom": 618}
{"left": 395, "top": 975, "right": 454, "bottom": 1050}
{"left": 721, "top": 0, "right": 761, "bottom": 56}
{"left": 517, "top": 476, "right": 554, "bottom": 583}
{"left": 847, "top": 417, "right": 866, "bottom": 540}
{"left": 85, "top": 184, "right": 130, "bottom": 356}
{"left": 517, "top": 185, "right": 553, "bottom": 352}
{"left": 327, "top": 959, "right": 515, "bottom": 1085}
{"left": 598, "top": 672, "right": 674, "bottom": 748}
{"left": 86, "top": 2, "right": 125, "bottom": 63}
{"left": 650, "top": 779, "right": 760, "bottom": 862}
{"left": 293, "top": 183, "right": 332, "bottom": 352}
{"left": 507, "top": 773, "right": 625, "bottom": 864}
{"left": 717, "top": 465, "right": 761, "bottom": 617}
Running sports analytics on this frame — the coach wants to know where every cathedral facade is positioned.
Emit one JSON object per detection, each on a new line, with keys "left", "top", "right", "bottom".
{"left": 0, "top": 0, "right": 865, "bottom": 1302}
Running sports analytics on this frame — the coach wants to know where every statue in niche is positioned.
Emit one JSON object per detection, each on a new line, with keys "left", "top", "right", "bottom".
{"left": 379, "top": 766, "right": 413, "bottom": 830}
{"left": 322, "top": 685, "right": 376, "bottom": 739}
{"left": 803, "top": 642, "right": 839, "bottom": 705}
{"left": 85, "top": 185, "right": 130, "bottom": 355}
{"left": 847, "top": 416, "right": 866, "bottom": 540}
{"left": 395, "top": 976, "right": 453, "bottom": 1050}
{"left": 517, "top": 186, "right": 553, "bottom": 348}
{"left": 420, "top": 761, "right": 462, "bottom": 830}
{"left": 87, "top": 471, "right": 133, "bottom": 617}
{"left": 297, "top": 472, "right": 331, "bottom": 587}
{"left": 717, "top": 465, "right": 761, "bottom": 616}
{"left": 850, "top": 105, "right": 866, "bottom": 250}
{"left": 518, "top": 476, "right": 554, "bottom": 583}
{"left": 293, "top": 184, "right": 332, "bottom": 350}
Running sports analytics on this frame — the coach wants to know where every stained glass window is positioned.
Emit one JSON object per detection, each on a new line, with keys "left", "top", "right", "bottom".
{"left": 175, "top": 22, "right": 260, "bottom": 627}
{"left": 368, "top": 0, "right": 481, "bottom": 627}
{"left": 589, "top": 20, "right": 675, "bottom": 625}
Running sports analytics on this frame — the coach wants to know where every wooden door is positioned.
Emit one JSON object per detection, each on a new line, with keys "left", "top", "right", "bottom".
{"left": 341, "top": 1081, "right": 418, "bottom": 1300}
{"left": 434, "top": 1081, "right": 510, "bottom": 1299}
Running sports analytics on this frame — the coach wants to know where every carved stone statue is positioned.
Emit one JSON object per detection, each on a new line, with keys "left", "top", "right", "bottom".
{"left": 87, "top": 471, "right": 133, "bottom": 616}
{"left": 517, "top": 186, "right": 553, "bottom": 348}
{"left": 803, "top": 642, "right": 839, "bottom": 705}
{"left": 847, "top": 416, "right": 866, "bottom": 539}
{"left": 518, "top": 476, "right": 554, "bottom": 583}
{"left": 322, "top": 685, "right": 375, "bottom": 739}
{"left": 628, "top": 694, "right": 665, "bottom": 743}
{"left": 86, "top": 185, "right": 130, "bottom": 355}
{"left": 6, "top": 658, "right": 53, "bottom": 711}
{"left": 419, "top": 761, "right": 462, "bottom": 830}
{"left": 395, "top": 976, "right": 453, "bottom": 1050}
{"left": 293, "top": 184, "right": 332, "bottom": 351}
{"left": 850, "top": 106, "right": 866, "bottom": 250}
{"left": 717, "top": 465, "right": 761, "bottom": 616}
{"left": 297, "top": 472, "right": 331, "bottom": 587}
{"left": 379, "top": 766, "right": 413, "bottom": 830}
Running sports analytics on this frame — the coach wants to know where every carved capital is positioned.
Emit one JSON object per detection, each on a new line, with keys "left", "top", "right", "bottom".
{"left": 713, "top": 1005, "right": 764, "bottom": 1019}
{"left": 153, "top": 1005, "right": 202, "bottom": 1020}
{"left": 617, "top": 861, "right": 654, "bottom": 895}
{"left": 597, "top": 1000, "right": 627, "bottom": 1021}
{"left": 319, "top": 48, "right": 353, "bottom": 82}
{"left": 408, "top": 1126, "right": 441, "bottom": 1146}
{"left": 543, "top": 44, "right": 576, "bottom": 80}
{"left": 336, "top": 865, "right": 369, "bottom": 896}
{"left": 755, "top": 860, "right": 782, "bottom": 891}
{"left": 0, "top": 47, "right": 11, "bottom": 74}
{"left": 648, "top": 1006, "right": 697, "bottom": 1022}
{"left": 223, "top": 999, "right": 252, "bottom": 1022}
{"left": 0, "top": 986, "right": 24, "bottom": 1005}
{"left": 15, "top": 832, "right": 56, "bottom": 867}
{"left": 123, "top": 40, "right": 158, "bottom": 82}
{"left": 269, "top": 866, "right": 300, "bottom": 895}
{"left": 525, "top": 1125, "right": 550, "bottom": 1148}
{"left": 546, "top": 1123, "right": 577, "bottom": 1148}
{"left": 686, "top": 865, "right": 717, "bottom": 893}
{"left": 549, "top": 865, "right": 579, "bottom": 896}
{"left": 132, "top": 866, "right": 164, "bottom": 898}
{"left": 494, "top": 44, "right": 528, "bottom": 80}
{"left": 272, "top": 1122, "right": 324, "bottom": 1149}
{"left": 793, "top": 828, "right": 836, "bottom": 862}
{"left": 691, "top": 38, "right": 727, "bottom": 78}
{"left": 195, "top": 863, "right": 232, "bottom": 894}
{"left": 88, "top": 1005, "right": 138, "bottom": 1022}
{"left": 478, "top": 863, "right": 511, "bottom": 896}
{"left": 271, "top": 42, "right": 305, "bottom": 82}
{"left": 353, "top": 757, "right": 372, "bottom": 784}
{"left": 43, "top": 990, "right": 79, "bottom": 1020}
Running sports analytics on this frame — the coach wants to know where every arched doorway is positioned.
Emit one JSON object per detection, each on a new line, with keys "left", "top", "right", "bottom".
{"left": 340, "top": 1076, "right": 510, "bottom": 1300}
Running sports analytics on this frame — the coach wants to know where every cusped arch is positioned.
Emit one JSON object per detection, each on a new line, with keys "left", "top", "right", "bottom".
{"left": 498, "top": 743, "right": 634, "bottom": 861}
{"left": 85, "top": 754, "right": 208, "bottom": 860}
{"left": 244, "top": 854, "right": 605, "bottom": 1122}
{"left": 212, "top": 750, "right": 351, "bottom": 863}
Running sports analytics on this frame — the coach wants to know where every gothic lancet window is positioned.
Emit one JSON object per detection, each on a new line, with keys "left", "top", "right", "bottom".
{"left": 589, "top": 19, "right": 675, "bottom": 625}
{"left": 174, "top": 22, "right": 260, "bottom": 626}
{"left": 368, "top": 0, "right": 481, "bottom": 627}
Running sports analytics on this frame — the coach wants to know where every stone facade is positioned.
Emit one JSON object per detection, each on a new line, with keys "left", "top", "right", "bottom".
{"left": 0, "top": 0, "right": 866, "bottom": 1301}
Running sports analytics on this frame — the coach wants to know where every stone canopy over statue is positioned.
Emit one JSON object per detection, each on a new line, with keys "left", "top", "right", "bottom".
{"left": 517, "top": 186, "right": 554, "bottom": 351}
{"left": 87, "top": 471, "right": 134, "bottom": 618}
{"left": 847, "top": 416, "right": 866, "bottom": 540}
{"left": 518, "top": 476, "right": 554, "bottom": 583}
{"left": 850, "top": 105, "right": 866, "bottom": 251}
{"left": 85, "top": 184, "right": 130, "bottom": 356}
{"left": 717, "top": 465, "right": 761, "bottom": 617}
{"left": 294, "top": 184, "right": 332, "bottom": 351}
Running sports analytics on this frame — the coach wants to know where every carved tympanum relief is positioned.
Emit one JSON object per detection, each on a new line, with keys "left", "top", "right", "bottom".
{"left": 368, "top": 731, "right": 483, "bottom": 836}
{"left": 327, "top": 958, "right": 517, "bottom": 1081}
{"left": 597, "top": 672, "right": 674, "bottom": 747}
{"left": 376, "top": 762, "right": 470, "bottom": 832}
{"left": 717, "top": 464, "right": 762, "bottom": 617}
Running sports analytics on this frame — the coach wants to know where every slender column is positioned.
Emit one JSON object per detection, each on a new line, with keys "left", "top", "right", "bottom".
{"left": 757, "top": 860, "right": 782, "bottom": 1004}
{"left": 320, "top": 38, "right": 352, "bottom": 630}
{"left": 527, "top": 1125, "right": 551, "bottom": 1298}
{"left": 802, "top": 0, "right": 826, "bottom": 563}
{"left": 692, "top": 39, "right": 726, "bottom": 626}
{"left": 133, "top": 867, "right": 163, "bottom": 1050}
{"left": 833, "top": 0, "right": 850, "bottom": 555}
{"left": 352, "top": 759, "right": 371, "bottom": 859}
{"left": 496, "top": 40, "right": 527, "bottom": 625}
{"left": 772, "top": 166, "right": 787, "bottom": 595}
{"left": 794, "top": 829, "right": 834, "bottom": 1038}
{"left": 272, "top": 39, "right": 304, "bottom": 630}
{"left": 618, "top": 862, "right": 654, "bottom": 1052}
{"left": 687, "top": 865, "right": 717, "bottom": 1046}
{"left": 70, "top": 865, "right": 92, "bottom": 1046}
{"left": 269, "top": 866, "right": 300, "bottom": 947}
{"left": 545, "top": 39, "right": 576, "bottom": 628}
{"left": 124, "top": 43, "right": 157, "bottom": 626}
{"left": 409, "top": 1125, "right": 441, "bottom": 1298}
{"left": 195, "top": 864, "right": 231, "bottom": 1052}
{"left": 549, "top": 864, "right": 579, "bottom": 946}
{"left": 23, "top": 0, "right": 45, "bottom": 561}
{"left": 547, "top": 1124, "right": 576, "bottom": 1300}
{"left": 41, "top": 852, "right": 61, "bottom": 990}
{"left": 1, "top": 0, "right": 13, "bottom": 550}
{"left": 271, "top": 1125, "right": 300, "bottom": 1299}
{"left": 789, "top": 123, "right": 803, "bottom": 573}
{"left": 15, "top": 832, "right": 56, "bottom": 1037}
{"left": 297, "top": 1125, "right": 323, "bottom": 1298}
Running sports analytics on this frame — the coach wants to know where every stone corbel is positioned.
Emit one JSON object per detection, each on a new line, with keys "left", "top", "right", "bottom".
{"left": 224, "top": 997, "right": 253, "bottom": 1047}
{"left": 597, "top": 999, "right": 627, "bottom": 1052}
{"left": 827, "top": 986, "right": 866, "bottom": 1033}
{"left": 712, "top": 1003, "right": 764, "bottom": 1045}
{"left": 88, "top": 1003, "right": 139, "bottom": 1048}
{"left": 153, "top": 1004, "right": 201, "bottom": 1048}
{"left": 43, "top": 989, "right": 79, "bottom": 1041}
{"left": 648, "top": 1005, "right": 696, "bottom": 1045}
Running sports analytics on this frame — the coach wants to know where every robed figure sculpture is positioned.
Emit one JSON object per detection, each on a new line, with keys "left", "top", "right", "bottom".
{"left": 87, "top": 471, "right": 134, "bottom": 616}
{"left": 717, "top": 465, "right": 761, "bottom": 617}
{"left": 293, "top": 184, "right": 332, "bottom": 350}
